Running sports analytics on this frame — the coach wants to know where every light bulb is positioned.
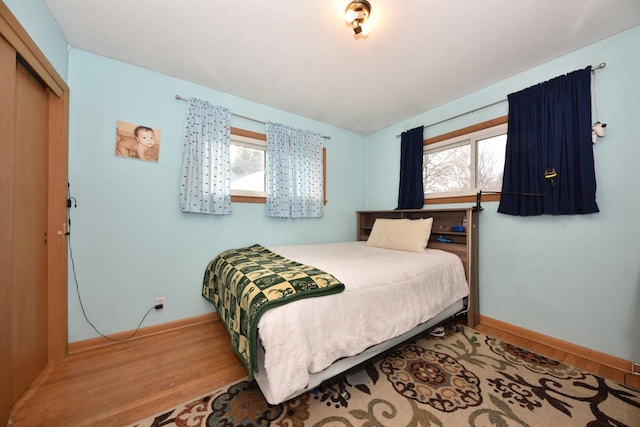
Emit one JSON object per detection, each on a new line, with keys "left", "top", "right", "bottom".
{"left": 360, "top": 21, "right": 371, "bottom": 36}
{"left": 345, "top": 9, "right": 358, "bottom": 23}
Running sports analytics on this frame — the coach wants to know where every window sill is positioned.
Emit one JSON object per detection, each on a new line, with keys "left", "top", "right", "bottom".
{"left": 231, "top": 195, "right": 266, "bottom": 204}
{"left": 424, "top": 193, "right": 500, "bottom": 205}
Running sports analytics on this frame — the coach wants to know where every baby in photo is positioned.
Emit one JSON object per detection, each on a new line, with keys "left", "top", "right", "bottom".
{"left": 116, "top": 125, "right": 158, "bottom": 161}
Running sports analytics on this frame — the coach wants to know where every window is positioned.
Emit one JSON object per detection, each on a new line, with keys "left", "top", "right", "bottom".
{"left": 424, "top": 142, "right": 471, "bottom": 194}
{"left": 230, "top": 134, "right": 266, "bottom": 198}
{"left": 423, "top": 117, "right": 507, "bottom": 203}
{"left": 230, "top": 128, "right": 267, "bottom": 203}
{"left": 477, "top": 133, "right": 507, "bottom": 189}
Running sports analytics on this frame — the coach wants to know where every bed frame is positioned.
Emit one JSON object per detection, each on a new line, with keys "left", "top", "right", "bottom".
{"left": 253, "top": 207, "right": 479, "bottom": 403}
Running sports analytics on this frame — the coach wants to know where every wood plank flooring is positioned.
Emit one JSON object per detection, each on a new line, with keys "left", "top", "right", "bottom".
{"left": 9, "top": 319, "right": 246, "bottom": 426}
{"left": 8, "top": 318, "right": 637, "bottom": 426}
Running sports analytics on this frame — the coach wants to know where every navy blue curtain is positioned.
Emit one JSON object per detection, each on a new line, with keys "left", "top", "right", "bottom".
{"left": 397, "top": 126, "right": 424, "bottom": 209}
{"left": 498, "top": 66, "right": 599, "bottom": 216}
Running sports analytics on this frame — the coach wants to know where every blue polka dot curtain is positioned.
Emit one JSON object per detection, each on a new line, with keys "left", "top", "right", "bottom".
{"left": 180, "top": 98, "right": 232, "bottom": 215}
{"left": 266, "top": 122, "right": 324, "bottom": 218}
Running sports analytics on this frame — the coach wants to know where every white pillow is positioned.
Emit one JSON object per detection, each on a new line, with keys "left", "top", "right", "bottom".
{"left": 366, "top": 218, "right": 433, "bottom": 253}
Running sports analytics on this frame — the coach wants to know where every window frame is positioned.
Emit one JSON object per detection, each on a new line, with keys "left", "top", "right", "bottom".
{"left": 423, "top": 116, "right": 508, "bottom": 205}
{"left": 229, "top": 127, "right": 327, "bottom": 205}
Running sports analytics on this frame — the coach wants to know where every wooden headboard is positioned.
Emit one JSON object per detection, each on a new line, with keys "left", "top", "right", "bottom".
{"left": 356, "top": 208, "right": 479, "bottom": 327}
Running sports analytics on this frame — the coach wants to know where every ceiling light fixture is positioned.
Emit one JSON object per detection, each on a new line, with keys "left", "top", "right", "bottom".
{"left": 344, "top": 0, "right": 371, "bottom": 37}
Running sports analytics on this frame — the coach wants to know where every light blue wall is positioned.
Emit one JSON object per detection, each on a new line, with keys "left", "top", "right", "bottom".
{"left": 3, "top": 0, "right": 68, "bottom": 80}
{"left": 367, "top": 26, "right": 640, "bottom": 362}
{"left": 66, "top": 49, "right": 368, "bottom": 341}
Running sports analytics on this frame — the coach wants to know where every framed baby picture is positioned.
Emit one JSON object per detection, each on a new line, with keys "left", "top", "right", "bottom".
{"left": 115, "top": 120, "right": 161, "bottom": 162}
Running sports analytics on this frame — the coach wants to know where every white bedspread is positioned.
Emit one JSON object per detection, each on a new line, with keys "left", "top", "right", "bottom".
{"left": 257, "top": 241, "right": 469, "bottom": 404}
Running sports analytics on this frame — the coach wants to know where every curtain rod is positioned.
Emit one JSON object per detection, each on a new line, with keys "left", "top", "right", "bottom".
{"left": 176, "top": 95, "right": 265, "bottom": 125}
{"left": 175, "top": 95, "right": 331, "bottom": 139}
{"left": 396, "top": 62, "right": 607, "bottom": 138}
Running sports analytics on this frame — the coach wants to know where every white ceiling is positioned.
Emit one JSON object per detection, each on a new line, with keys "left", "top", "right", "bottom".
{"left": 44, "top": 0, "right": 640, "bottom": 135}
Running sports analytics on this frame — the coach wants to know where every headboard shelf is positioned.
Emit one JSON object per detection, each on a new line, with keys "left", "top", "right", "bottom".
{"left": 357, "top": 208, "right": 479, "bottom": 327}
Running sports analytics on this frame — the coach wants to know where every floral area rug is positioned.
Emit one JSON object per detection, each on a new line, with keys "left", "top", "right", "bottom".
{"left": 130, "top": 327, "right": 640, "bottom": 426}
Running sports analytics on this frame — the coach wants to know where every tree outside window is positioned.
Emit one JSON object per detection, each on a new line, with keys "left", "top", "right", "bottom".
{"left": 423, "top": 122, "right": 507, "bottom": 199}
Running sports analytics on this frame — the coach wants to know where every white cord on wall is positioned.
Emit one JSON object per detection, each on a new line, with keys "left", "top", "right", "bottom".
{"left": 592, "top": 68, "right": 600, "bottom": 122}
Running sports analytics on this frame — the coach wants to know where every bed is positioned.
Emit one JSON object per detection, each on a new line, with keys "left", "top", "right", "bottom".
{"left": 202, "top": 208, "right": 478, "bottom": 405}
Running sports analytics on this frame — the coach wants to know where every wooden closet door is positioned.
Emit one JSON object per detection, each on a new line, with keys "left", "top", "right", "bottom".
{"left": 10, "top": 61, "right": 50, "bottom": 404}
{"left": 0, "top": 46, "right": 50, "bottom": 410}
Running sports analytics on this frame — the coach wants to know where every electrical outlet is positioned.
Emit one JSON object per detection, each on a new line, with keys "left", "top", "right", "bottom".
{"left": 155, "top": 296, "right": 165, "bottom": 310}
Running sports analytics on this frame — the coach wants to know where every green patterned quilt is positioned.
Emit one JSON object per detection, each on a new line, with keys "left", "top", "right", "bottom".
{"left": 202, "top": 244, "right": 344, "bottom": 378}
